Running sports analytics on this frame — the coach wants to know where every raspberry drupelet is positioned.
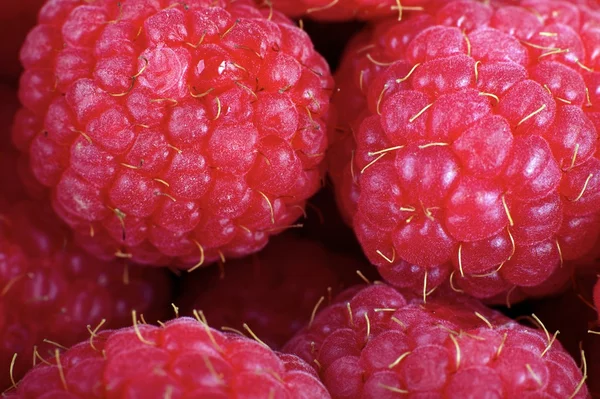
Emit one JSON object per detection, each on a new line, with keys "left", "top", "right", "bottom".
{"left": 6, "top": 317, "right": 331, "bottom": 398}
{"left": 14, "top": 0, "right": 332, "bottom": 268}
{"left": 329, "top": 0, "right": 600, "bottom": 301}
{"left": 284, "top": 283, "right": 590, "bottom": 398}
{"left": 254, "top": 0, "right": 431, "bottom": 22}
{"left": 176, "top": 233, "right": 370, "bottom": 349}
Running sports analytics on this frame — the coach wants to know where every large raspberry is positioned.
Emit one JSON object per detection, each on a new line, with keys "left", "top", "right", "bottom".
{"left": 329, "top": 0, "right": 600, "bottom": 301}
{"left": 176, "top": 233, "right": 371, "bottom": 349}
{"left": 14, "top": 0, "right": 332, "bottom": 268}
{"left": 6, "top": 317, "right": 331, "bottom": 398}
{"left": 284, "top": 283, "right": 589, "bottom": 398}
{"left": 255, "top": 0, "right": 431, "bottom": 22}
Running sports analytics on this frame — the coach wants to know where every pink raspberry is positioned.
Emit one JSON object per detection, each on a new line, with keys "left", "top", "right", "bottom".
{"left": 14, "top": 0, "right": 332, "bottom": 268}
{"left": 255, "top": 0, "right": 432, "bottom": 22}
{"left": 284, "top": 283, "right": 589, "bottom": 398}
{"left": 0, "top": 177, "right": 172, "bottom": 390}
{"left": 329, "top": 0, "right": 600, "bottom": 301}
{"left": 6, "top": 317, "right": 330, "bottom": 398}
{"left": 0, "top": 88, "right": 172, "bottom": 389}
{"left": 176, "top": 233, "right": 371, "bottom": 349}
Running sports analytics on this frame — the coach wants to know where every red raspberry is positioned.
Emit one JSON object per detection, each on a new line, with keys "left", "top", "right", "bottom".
{"left": 0, "top": 0, "right": 45, "bottom": 80}
{"left": 329, "top": 0, "right": 600, "bottom": 301}
{"left": 14, "top": 0, "right": 332, "bottom": 268}
{"left": 0, "top": 88, "right": 172, "bottom": 389}
{"left": 256, "top": 0, "right": 432, "bottom": 22}
{"left": 0, "top": 192, "right": 173, "bottom": 390}
{"left": 284, "top": 283, "right": 589, "bottom": 398}
{"left": 6, "top": 317, "right": 330, "bottom": 398}
{"left": 176, "top": 233, "right": 371, "bottom": 349}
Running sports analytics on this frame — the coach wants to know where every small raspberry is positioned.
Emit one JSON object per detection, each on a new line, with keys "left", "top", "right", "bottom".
{"left": 284, "top": 283, "right": 589, "bottom": 398}
{"left": 176, "top": 233, "right": 370, "bottom": 349}
{"left": 255, "top": 0, "right": 432, "bottom": 22}
{"left": 14, "top": 0, "right": 332, "bottom": 268}
{"left": 6, "top": 317, "right": 330, "bottom": 398}
{"left": 329, "top": 0, "right": 600, "bottom": 300}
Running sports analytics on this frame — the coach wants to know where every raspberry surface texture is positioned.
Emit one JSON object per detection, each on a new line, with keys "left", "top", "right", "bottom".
{"left": 0, "top": 88, "right": 172, "bottom": 389}
{"left": 329, "top": 0, "right": 600, "bottom": 300}
{"left": 6, "top": 317, "right": 331, "bottom": 398}
{"left": 14, "top": 0, "right": 332, "bottom": 268}
{"left": 284, "top": 283, "right": 589, "bottom": 398}
{"left": 255, "top": 0, "right": 432, "bottom": 22}
{"left": 176, "top": 233, "right": 369, "bottom": 348}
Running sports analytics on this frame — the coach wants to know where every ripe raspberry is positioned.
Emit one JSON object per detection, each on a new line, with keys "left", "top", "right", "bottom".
{"left": 284, "top": 283, "right": 589, "bottom": 398}
{"left": 256, "top": 0, "right": 431, "bottom": 22}
{"left": 14, "top": 0, "right": 332, "bottom": 268}
{"left": 0, "top": 90, "right": 172, "bottom": 387}
{"left": 0, "top": 0, "right": 45, "bottom": 80}
{"left": 329, "top": 0, "right": 600, "bottom": 300}
{"left": 176, "top": 233, "right": 371, "bottom": 349}
{"left": 6, "top": 317, "right": 330, "bottom": 398}
{"left": 0, "top": 194, "right": 174, "bottom": 390}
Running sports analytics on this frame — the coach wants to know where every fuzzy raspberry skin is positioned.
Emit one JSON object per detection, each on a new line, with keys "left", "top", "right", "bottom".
{"left": 329, "top": 0, "right": 600, "bottom": 301}
{"left": 176, "top": 233, "right": 371, "bottom": 349}
{"left": 284, "top": 283, "right": 589, "bottom": 399}
{"left": 14, "top": 0, "right": 332, "bottom": 268}
{"left": 255, "top": 0, "right": 432, "bottom": 22}
{"left": 6, "top": 317, "right": 331, "bottom": 398}
{"left": 0, "top": 88, "right": 172, "bottom": 389}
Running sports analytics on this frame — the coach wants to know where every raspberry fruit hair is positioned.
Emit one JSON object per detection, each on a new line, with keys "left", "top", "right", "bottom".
{"left": 14, "top": 0, "right": 332, "bottom": 268}
{"left": 176, "top": 233, "right": 369, "bottom": 349}
{"left": 6, "top": 317, "right": 331, "bottom": 398}
{"left": 255, "top": 0, "right": 431, "bottom": 22}
{"left": 284, "top": 283, "right": 589, "bottom": 398}
{"left": 329, "top": 0, "right": 600, "bottom": 300}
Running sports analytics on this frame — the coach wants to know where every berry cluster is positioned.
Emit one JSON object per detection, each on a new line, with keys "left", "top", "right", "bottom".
{"left": 1, "top": 0, "right": 599, "bottom": 397}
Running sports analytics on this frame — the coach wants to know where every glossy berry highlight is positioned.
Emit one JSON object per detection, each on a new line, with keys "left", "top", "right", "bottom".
{"left": 14, "top": 0, "right": 332, "bottom": 268}
{"left": 329, "top": 0, "right": 600, "bottom": 301}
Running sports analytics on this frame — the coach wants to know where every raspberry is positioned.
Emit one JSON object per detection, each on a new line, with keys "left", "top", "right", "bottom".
{"left": 14, "top": 0, "right": 332, "bottom": 268}
{"left": 176, "top": 233, "right": 370, "bottom": 349}
{"left": 329, "top": 0, "right": 600, "bottom": 301}
{"left": 284, "top": 283, "right": 589, "bottom": 398}
{"left": 5, "top": 317, "right": 330, "bottom": 398}
{"left": 0, "top": 90, "right": 172, "bottom": 388}
{"left": 0, "top": 185, "right": 173, "bottom": 389}
{"left": 256, "top": 0, "right": 432, "bottom": 22}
